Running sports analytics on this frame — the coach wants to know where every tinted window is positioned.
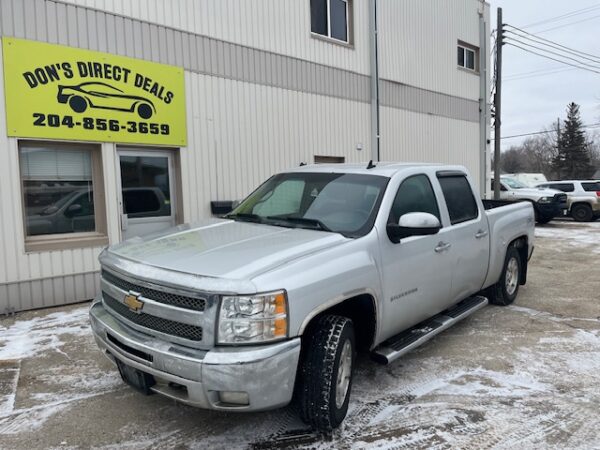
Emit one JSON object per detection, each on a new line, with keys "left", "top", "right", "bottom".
{"left": 389, "top": 175, "right": 440, "bottom": 224}
{"left": 438, "top": 175, "right": 479, "bottom": 225}
{"left": 310, "top": 0, "right": 349, "bottom": 42}
{"left": 550, "top": 183, "right": 574, "bottom": 193}
{"left": 582, "top": 182, "right": 600, "bottom": 192}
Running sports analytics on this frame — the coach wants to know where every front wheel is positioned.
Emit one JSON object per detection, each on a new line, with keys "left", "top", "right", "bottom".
{"left": 297, "top": 315, "right": 355, "bottom": 431}
{"left": 488, "top": 246, "right": 521, "bottom": 306}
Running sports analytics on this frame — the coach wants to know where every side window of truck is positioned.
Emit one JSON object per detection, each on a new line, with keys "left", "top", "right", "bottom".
{"left": 438, "top": 175, "right": 479, "bottom": 225}
{"left": 388, "top": 174, "right": 440, "bottom": 224}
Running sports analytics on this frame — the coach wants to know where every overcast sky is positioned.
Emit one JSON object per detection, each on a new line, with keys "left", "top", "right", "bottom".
{"left": 488, "top": 0, "right": 600, "bottom": 149}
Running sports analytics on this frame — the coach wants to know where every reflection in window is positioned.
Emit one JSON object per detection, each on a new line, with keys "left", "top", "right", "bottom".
{"left": 19, "top": 145, "right": 96, "bottom": 236}
{"left": 119, "top": 155, "right": 171, "bottom": 218}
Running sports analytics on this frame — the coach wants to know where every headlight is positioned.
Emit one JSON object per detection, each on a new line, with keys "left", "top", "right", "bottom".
{"left": 217, "top": 290, "right": 288, "bottom": 344}
{"left": 538, "top": 196, "right": 552, "bottom": 204}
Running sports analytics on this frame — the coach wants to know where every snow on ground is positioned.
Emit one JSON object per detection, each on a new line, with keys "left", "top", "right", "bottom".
{"left": 0, "top": 305, "right": 123, "bottom": 436}
{"left": 0, "top": 306, "right": 90, "bottom": 360}
{"left": 535, "top": 220, "right": 600, "bottom": 253}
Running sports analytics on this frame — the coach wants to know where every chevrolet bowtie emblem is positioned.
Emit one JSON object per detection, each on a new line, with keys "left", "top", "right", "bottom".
{"left": 124, "top": 293, "right": 144, "bottom": 313}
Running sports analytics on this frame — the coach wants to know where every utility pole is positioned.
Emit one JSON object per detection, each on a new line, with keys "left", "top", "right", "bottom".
{"left": 556, "top": 117, "right": 561, "bottom": 179}
{"left": 493, "top": 8, "right": 503, "bottom": 200}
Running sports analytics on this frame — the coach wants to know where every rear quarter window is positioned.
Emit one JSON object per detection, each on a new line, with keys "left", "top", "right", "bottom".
{"left": 581, "top": 182, "right": 600, "bottom": 192}
{"left": 438, "top": 175, "right": 479, "bottom": 225}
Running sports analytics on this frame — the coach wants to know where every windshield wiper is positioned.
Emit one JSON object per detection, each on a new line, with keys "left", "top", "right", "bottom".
{"left": 225, "top": 213, "right": 264, "bottom": 223}
{"left": 266, "top": 215, "right": 333, "bottom": 232}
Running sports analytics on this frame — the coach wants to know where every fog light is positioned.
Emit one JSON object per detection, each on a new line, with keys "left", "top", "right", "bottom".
{"left": 218, "top": 391, "right": 249, "bottom": 406}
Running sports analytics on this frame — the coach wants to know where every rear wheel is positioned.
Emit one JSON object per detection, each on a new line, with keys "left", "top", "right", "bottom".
{"left": 488, "top": 246, "right": 521, "bottom": 306}
{"left": 297, "top": 315, "right": 355, "bottom": 431}
{"left": 571, "top": 204, "right": 593, "bottom": 222}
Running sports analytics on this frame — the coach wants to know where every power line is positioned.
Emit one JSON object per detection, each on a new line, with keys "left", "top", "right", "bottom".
{"left": 492, "top": 123, "right": 600, "bottom": 140}
{"left": 504, "top": 42, "right": 600, "bottom": 75}
{"left": 505, "top": 37, "right": 600, "bottom": 71}
{"left": 520, "top": 4, "right": 600, "bottom": 29}
{"left": 536, "top": 13, "right": 600, "bottom": 34}
{"left": 504, "top": 67, "right": 576, "bottom": 82}
{"left": 504, "top": 25, "right": 600, "bottom": 64}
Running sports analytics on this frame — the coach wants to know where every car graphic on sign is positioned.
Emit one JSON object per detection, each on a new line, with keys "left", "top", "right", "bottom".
{"left": 57, "top": 82, "right": 156, "bottom": 119}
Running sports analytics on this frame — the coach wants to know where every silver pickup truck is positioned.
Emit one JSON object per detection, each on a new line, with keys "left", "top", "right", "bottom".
{"left": 90, "top": 163, "right": 535, "bottom": 430}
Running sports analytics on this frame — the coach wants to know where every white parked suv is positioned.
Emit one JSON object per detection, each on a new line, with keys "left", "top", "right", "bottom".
{"left": 536, "top": 180, "right": 600, "bottom": 222}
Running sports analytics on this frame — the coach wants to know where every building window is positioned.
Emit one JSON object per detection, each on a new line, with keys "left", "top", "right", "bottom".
{"left": 311, "top": 0, "right": 351, "bottom": 44}
{"left": 314, "top": 155, "right": 345, "bottom": 164}
{"left": 19, "top": 141, "right": 107, "bottom": 251}
{"left": 457, "top": 41, "right": 479, "bottom": 72}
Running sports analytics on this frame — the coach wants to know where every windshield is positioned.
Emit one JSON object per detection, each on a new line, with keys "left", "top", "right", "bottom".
{"left": 502, "top": 177, "right": 527, "bottom": 189}
{"left": 228, "top": 172, "right": 389, "bottom": 237}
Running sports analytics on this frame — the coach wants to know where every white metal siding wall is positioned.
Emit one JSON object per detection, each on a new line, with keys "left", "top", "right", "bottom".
{"left": 378, "top": 0, "right": 482, "bottom": 100}
{"left": 181, "top": 72, "right": 371, "bottom": 222}
{"left": 379, "top": 106, "right": 481, "bottom": 190}
{"left": 51, "top": 0, "right": 372, "bottom": 76}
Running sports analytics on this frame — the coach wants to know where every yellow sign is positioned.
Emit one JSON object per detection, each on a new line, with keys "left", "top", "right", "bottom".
{"left": 2, "top": 37, "right": 186, "bottom": 146}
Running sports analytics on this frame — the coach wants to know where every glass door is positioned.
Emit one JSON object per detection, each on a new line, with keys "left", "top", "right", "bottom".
{"left": 117, "top": 148, "right": 176, "bottom": 240}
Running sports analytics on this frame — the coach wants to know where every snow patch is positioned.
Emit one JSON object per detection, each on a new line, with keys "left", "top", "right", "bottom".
{"left": 0, "top": 306, "right": 90, "bottom": 360}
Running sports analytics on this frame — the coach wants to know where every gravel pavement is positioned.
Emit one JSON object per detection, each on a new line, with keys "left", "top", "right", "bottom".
{"left": 1, "top": 220, "right": 599, "bottom": 449}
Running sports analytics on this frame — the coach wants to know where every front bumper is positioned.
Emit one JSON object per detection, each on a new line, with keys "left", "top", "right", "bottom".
{"left": 89, "top": 298, "right": 301, "bottom": 411}
{"left": 535, "top": 201, "right": 563, "bottom": 219}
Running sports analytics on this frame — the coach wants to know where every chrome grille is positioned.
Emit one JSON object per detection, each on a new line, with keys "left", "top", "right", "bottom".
{"left": 103, "top": 292, "right": 203, "bottom": 342}
{"left": 101, "top": 269, "right": 206, "bottom": 311}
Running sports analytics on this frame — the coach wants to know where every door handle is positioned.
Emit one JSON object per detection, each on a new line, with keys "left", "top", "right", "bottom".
{"left": 435, "top": 242, "right": 452, "bottom": 253}
{"left": 475, "top": 229, "right": 489, "bottom": 239}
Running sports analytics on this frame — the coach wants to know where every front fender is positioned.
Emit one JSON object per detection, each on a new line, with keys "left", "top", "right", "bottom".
{"left": 250, "top": 233, "right": 382, "bottom": 338}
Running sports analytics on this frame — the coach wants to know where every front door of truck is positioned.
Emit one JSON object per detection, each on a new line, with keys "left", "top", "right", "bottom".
{"left": 117, "top": 148, "right": 177, "bottom": 241}
{"left": 378, "top": 174, "right": 452, "bottom": 341}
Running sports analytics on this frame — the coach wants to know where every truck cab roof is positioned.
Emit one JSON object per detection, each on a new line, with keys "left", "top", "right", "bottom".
{"left": 284, "top": 162, "right": 468, "bottom": 178}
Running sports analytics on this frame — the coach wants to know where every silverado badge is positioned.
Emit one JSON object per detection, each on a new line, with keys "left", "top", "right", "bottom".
{"left": 124, "top": 293, "right": 144, "bottom": 313}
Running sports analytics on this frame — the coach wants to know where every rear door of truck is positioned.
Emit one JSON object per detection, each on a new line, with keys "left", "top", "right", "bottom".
{"left": 435, "top": 171, "right": 490, "bottom": 303}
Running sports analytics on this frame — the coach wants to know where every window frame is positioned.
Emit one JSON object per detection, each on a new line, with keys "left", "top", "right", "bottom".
{"left": 457, "top": 40, "right": 479, "bottom": 73}
{"left": 18, "top": 140, "right": 108, "bottom": 253}
{"left": 310, "top": 0, "right": 353, "bottom": 46}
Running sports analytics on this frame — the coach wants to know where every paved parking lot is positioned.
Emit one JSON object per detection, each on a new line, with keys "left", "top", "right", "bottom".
{"left": 1, "top": 220, "right": 599, "bottom": 449}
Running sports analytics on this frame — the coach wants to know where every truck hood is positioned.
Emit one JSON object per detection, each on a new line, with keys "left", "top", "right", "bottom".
{"left": 108, "top": 219, "right": 348, "bottom": 280}
{"left": 512, "top": 187, "right": 562, "bottom": 196}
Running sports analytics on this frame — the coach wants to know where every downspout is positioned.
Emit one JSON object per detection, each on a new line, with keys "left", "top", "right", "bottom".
{"left": 369, "top": 0, "right": 380, "bottom": 162}
{"left": 478, "top": 2, "right": 489, "bottom": 197}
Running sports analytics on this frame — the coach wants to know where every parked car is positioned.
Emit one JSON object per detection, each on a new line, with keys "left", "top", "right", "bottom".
{"left": 26, "top": 187, "right": 169, "bottom": 235}
{"left": 504, "top": 172, "right": 548, "bottom": 187}
{"left": 536, "top": 180, "right": 600, "bottom": 222}
{"left": 90, "top": 163, "right": 535, "bottom": 431}
{"left": 491, "top": 175, "right": 567, "bottom": 224}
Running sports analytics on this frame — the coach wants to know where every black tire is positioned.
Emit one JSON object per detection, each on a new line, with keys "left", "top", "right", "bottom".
{"left": 488, "top": 246, "right": 521, "bottom": 306}
{"left": 571, "top": 204, "right": 593, "bottom": 222}
{"left": 297, "top": 315, "right": 355, "bottom": 431}
{"left": 68, "top": 95, "right": 87, "bottom": 113}
{"left": 137, "top": 103, "right": 153, "bottom": 119}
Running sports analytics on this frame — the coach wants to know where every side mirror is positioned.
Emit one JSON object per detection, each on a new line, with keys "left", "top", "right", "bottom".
{"left": 387, "top": 212, "right": 441, "bottom": 243}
